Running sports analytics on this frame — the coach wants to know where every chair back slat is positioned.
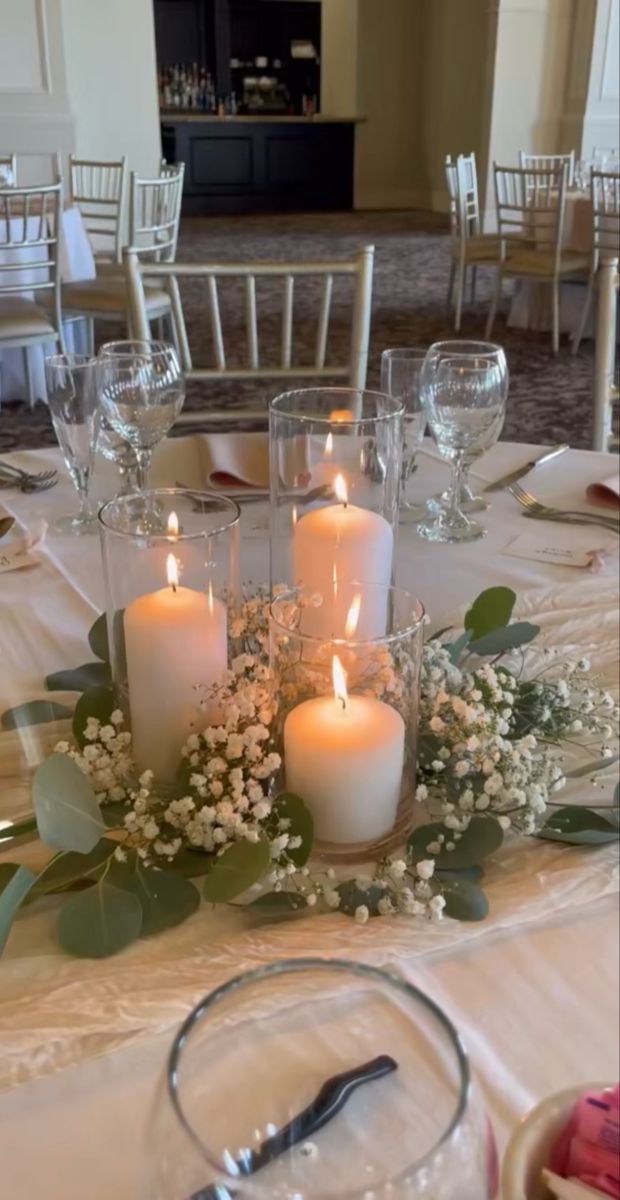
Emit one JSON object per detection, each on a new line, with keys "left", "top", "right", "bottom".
{"left": 69, "top": 155, "right": 127, "bottom": 263}
{"left": 0, "top": 182, "right": 62, "bottom": 298}
{"left": 591, "top": 170, "right": 620, "bottom": 259}
{"left": 519, "top": 150, "right": 575, "bottom": 188}
{"left": 123, "top": 247, "right": 374, "bottom": 416}
{"left": 0, "top": 153, "right": 17, "bottom": 186}
{"left": 494, "top": 163, "right": 567, "bottom": 261}
{"left": 593, "top": 257, "right": 619, "bottom": 451}
{"left": 129, "top": 164, "right": 184, "bottom": 263}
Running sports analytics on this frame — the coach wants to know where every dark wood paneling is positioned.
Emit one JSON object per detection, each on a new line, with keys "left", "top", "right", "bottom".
{"left": 191, "top": 135, "right": 254, "bottom": 186}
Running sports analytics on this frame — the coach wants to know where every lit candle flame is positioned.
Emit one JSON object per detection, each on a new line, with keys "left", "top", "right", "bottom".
{"left": 208, "top": 579, "right": 214, "bottom": 615}
{"left": 167, "top": 511, "right": 179, "bottom": 538}
{"left": 329, "top": 408, "right": 353, "bottom": 423}
{"left": 291, "top": 503, "right": 298, "bottom": 528}
{"left": 325, "top": 432, "right": 333, "bottom": 457}
{"left": 166, "top": 553, "right": 179, "bottom": 591}
{"left": 345, "top": 593, "right": 361, "bottom": 639}
{"left": 334, "top": 473, "right": 348, "bottom": 507}
{"left": 332, "top": 655, "right": 348, "bottom": 710}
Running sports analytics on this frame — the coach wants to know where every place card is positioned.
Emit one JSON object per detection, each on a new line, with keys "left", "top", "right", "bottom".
{"left": 0, "top": 547, "right": 40, "bottom": 574}
{"left": 504, "top": 529, "right": 617, "bottom": 569}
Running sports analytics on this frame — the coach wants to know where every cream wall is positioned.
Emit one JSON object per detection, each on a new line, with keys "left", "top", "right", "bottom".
{"left": 321, "top": 0, "right": 360, "bottom": 118}
{"left": 580, "top": 0, "right": 620, "bottom": 155}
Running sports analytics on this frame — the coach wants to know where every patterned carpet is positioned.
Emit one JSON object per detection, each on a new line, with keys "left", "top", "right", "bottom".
{"left": 0, "top": 209, "right": 602, "bottom": 452}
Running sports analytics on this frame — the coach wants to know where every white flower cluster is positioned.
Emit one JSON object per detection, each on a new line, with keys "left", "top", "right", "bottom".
{"left": 55, "top": 710, "right": 132, "bottom": 802}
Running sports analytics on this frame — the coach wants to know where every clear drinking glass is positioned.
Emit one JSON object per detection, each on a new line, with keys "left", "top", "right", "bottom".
{"left": 96, "top": 340, "right": 184, "bottom": 490}
{"left": 44, "top": 353, "right": 100, "bottom": 535}
{"left": 97, "top": 418, "right": 141, "bottom": 496}
{"left": 380, "top": 348, "right": 428, "bottom": 521}
{"left": 145, "top": 958, "right": 496, "bottom": 1200}
{"left": 417, "top": 342, "right": 507, "bottom": 543}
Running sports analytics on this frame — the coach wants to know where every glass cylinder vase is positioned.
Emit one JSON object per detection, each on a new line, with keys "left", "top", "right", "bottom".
{"left": 269, "top": 388, "right": 404, "bottom": 633}
{"left": 98, "top": 488, "right": 240, "bottom": 788}
{"left": 270, "top": 582, "right": 424, "bottom": 864}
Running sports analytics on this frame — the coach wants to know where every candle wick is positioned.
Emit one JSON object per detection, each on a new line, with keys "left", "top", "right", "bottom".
{"left": 338, "top": 695, "right": 346, "bottom": 711}
{"left": 172, "top": 583, "right": 177, "bottom": 594}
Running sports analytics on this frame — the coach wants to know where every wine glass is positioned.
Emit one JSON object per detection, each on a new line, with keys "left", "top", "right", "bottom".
{"left": 380, "top": 348, "right": 428, "bottom": 520}
{"left": 144, "top": 958, "right": 496, "bottom": 1200}
{"left": 96, "top": 340, "right": 184, "bottom": 490}
{"left": 97, "top": 419, "right": 141, "bottom": 496}
{"left": 44, "top": 353, "right": 100, "bottom": 535}
{"left": 417, "top": 342, "right": 507, "bottom": 543}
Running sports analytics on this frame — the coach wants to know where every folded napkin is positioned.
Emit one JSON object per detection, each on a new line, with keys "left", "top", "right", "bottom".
{"left": 196, "top": 432, "right": 269, "bottom": 491}
{"left": 586, "top": 473, "right": 620, "bottom": 508}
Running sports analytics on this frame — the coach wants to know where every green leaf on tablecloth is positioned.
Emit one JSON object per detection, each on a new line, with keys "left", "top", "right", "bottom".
{"left": 57, "top": 879, "right": 142, "bottom": 957}
{"left": 408, "top": 816, "right": 504, "bottom": 869}
{"left": 446, "top": 630, "right": 471, "bottom": 665}
{"left": 271, "top": 792, "right": 314, "bottom": 866}
{"left": 114, "top": 860, "right": 200, "bottom": 937}
{"left": 203, "top": 837, "right": 271, "bottom": 902}
{"left": 438, "top": 876, "right": 489, "bottom": 922}
{"left": 72, "top": 686, "right": 115, "bottom": 749}
{"left": 33, "top": 753, "right": 105, "bottom": 853}
{"left": 0, "top": 517, "right": 15, "bottom": 539}
{"left": 30, "top": 840, "right": 116, "bottom": 898}
{"left": 46, "top": 662, "right": 112, "bottom": 693}
{"left": 537, "top": 806, "right": 620, "bottom": 846}
{"left": 468, "top": 622, "right": 540, "bottom": 656}
{"left": 435, "top": 865, "right": 484, "bottom": 884}
{"left": 0, "top": 863, "right": 21, "bottom": 895}
{"left": 335, "top": 879, "right": 385, "bottom": 917}
{"left": 247, "top": 891, "right": 308, "bottom": 917}
{"left": 0, "top": 865, "right": 36, "bottom": 954}
{"left": 160, "top": 848, "right": 214, "bottom": 877}
{"left": 464, "top": 587, "right": 516, "bottom": 640}
{"left": 1, "top": 700, "right": 73, "bottom": 731}
{"left": 88, "top": 613, "right": 110, "bottom": 663}
{"left": 101, "top": 801, "right": 130, "bottom": 829}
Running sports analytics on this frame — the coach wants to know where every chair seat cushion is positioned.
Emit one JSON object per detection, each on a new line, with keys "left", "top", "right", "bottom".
{"left": 503, "top": 249, "right": 590, "bottom": 277}
{"left": 464, "top": 235, "right": 501, "bottom": 260}
{"left": 59, "top": 276, "right": 171, "bottom": 315}
{"left": 0, "top": 297, "right": 57, "bottom": 341}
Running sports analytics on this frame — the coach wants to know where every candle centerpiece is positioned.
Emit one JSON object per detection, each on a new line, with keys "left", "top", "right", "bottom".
{"left": 269, "top": 387, "right": 404, "bottom": 626}
{"left": 99, "top": 488, "right": 240, "bottom": 789}
{"left": 270, "top": 582, "right": 424, "bottom": 863}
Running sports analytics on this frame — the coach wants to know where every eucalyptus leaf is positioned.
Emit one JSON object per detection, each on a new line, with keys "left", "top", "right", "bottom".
{"left": 1, "top": 700, "right": 73, "bottom": 731}
{"left": 88, "top": 613, "right": 110, "bottom": 663}
{"left": 439, "top": 877, "right": 489, "bottom": 921}
{"left": 33, "top": 753, "right": 105, "bottom": 853}
{"left": 247, "top": 891, "right": 308, "bottom": 917}
{"left": 118, "top": 861, "right": 200, "bottom": 936}
{"left": 408, "top": 816, "right": 504, "bottom": 869}
{"left": 0, "top": 865, "right": 36, "bottom": 953}
{"left": 335, "top": 880, "right": 385, "bottom": 917}
{"left": 203, "top": 837, "right": 271, "bottom": 903}
{"left": 0, "top": 863, "right": 20, "bottom": 895}
{"left": 271, "top": 792, "right": 314, "bottom": 866}
{"left": 30, "top": 840, "right": 116, "bottom": 898}
{"left": 464, "top": 587, "right": 516, "bottom": 640}
{"left": 447, "top": 630, "right": 471, "bottom": 665}
{"left": 435, "top": 865, "right": 484, "bottom": 884}
{"left": 72, "top": 686, "right": 115, "bottom": 749}
{"left": 0, "top": 516, "right": 15, "bottom": 539}
{"left": 101, "top": 800, "right": 130, "bottom": 829}
{"left": 537, "top": 805, "right": 620, "bottom": 846}
{"left": 468, "top": 622, "right": 540, "bottom": 657}
{"left": 46, "top": 662, "right": 112, "bottom": 693}
{"left": 57, "top": 879, "right": 143, "bottom": 958}
{"left": 160, "top": 848, "right": 214, "bottom": 877}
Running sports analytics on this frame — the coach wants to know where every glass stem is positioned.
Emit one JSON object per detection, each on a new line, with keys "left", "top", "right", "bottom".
{"left": 447, "top": 452, "right": 467, "bottom": 524}
{"left": 135, "top": 450, "right": 152, "bottom": 491}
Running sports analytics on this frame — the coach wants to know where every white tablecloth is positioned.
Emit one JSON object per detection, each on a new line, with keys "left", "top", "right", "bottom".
{"left": 0, "top": 206, "right": 96, "bottom": 404}
{"left": 0, "top": 437, "right": 618, "bottom": 1199}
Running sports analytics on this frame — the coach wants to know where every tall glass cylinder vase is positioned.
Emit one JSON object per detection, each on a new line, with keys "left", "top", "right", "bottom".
{"left": 269, "top": 389, "right": 404, "bottom": 638}
{"left": 98, "top": 489, "right": 240, "bottom": 789}
{"left": 270, "top": 582, "right": 424, "bottom": 864}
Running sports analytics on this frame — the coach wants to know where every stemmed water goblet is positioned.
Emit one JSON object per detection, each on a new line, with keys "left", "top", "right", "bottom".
{"left": 417, "top": 341, "right": 507, "bottom": 543}
{"left": 380, "top": 347, "right": 428, "bottom": 520}
{"left": 96, "top": 340, "right": 184, "bottom": 491}
{"left": 44, "top": 353, "right": 100, "bottom": 534}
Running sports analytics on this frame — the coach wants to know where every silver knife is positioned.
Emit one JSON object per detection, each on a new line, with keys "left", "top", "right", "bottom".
{"left": 483, "top": 444, "right": 569, "bottom": 493}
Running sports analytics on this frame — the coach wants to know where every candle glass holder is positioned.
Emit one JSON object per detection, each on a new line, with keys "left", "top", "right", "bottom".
{"left": 98, "top": 489, "right": 240, "bottom": 788}
{"left": 270, "top": 582, "right": 424, "bottom": 864}
{"left": 269, "top": 388, "right": 404, "bottom": 606}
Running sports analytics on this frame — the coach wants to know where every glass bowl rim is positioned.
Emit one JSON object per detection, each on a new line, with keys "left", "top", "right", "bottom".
{"left": 45, "top": 352, "right": 95, "bottom": 371}
{"left": 269, "top": 387, "right": 405, "bottom": 427}
{"left": 380, "top": 347, "right": 429, "bottom": 360}
{"left": 270, "top": 584, "right": 425, "bottom": 649}
{"left": 425, "top": 340, "right": 506, "bottom": 360}
{"left": 98, "top": 487, "right": 240, "bottom": 542}
{"left": 165, "top": 957, "right": 472, "bottom": 1199}
{"left": 96, "top": 339, "right": 177, "bottom": 360}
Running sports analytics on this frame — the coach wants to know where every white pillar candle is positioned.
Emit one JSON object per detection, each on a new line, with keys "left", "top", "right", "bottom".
{"left": 284, "top": 656, "right": 405, "bottom": 844}
{"left": 292, "top": 475, "right": 393, "bottom": 638}
{"left": 124, "top": 554, "right": 227, "bottom": 783}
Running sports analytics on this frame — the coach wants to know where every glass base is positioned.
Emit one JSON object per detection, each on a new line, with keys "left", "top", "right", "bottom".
{"left": 417, "top": 514, "right": 486, "bottom": 543}
{"left": 54, "top": 512, "right": 99, "bottom": 535}
{"left": 427, "top": 491, "right": 490, "bottom": 516}
{"left": 400, "top": 500, "right": 430, "bottom": 523}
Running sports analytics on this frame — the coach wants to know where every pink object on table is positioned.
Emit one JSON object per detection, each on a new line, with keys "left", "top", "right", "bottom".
{"left": 550, "top": 1084, "right": 620, "bottom": 1198}
{"left": 586, "top": 475, "right": 620, "bottom": 508}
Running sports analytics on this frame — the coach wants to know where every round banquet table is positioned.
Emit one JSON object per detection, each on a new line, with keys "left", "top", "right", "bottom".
{"left": 0, "top": 436, "right": 618, "bottom": 1200}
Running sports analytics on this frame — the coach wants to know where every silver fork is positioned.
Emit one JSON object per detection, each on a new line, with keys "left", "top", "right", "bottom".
{"left": 0, "top": 463, "right": 57, "bottom": 486}
{"left": 0, "top": 474, "right": 57, "bottom": 494}
{"left": 510, "top": 482, "right": 620, "bottom": 534}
